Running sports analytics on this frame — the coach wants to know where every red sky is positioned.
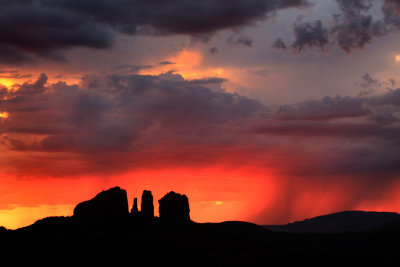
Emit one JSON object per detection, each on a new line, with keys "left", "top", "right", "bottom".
{"left": 1, "top": 0, "right": 400, "bottom": 229}
{"left": 2, "top": 164, "right": 400, "bottom": 229}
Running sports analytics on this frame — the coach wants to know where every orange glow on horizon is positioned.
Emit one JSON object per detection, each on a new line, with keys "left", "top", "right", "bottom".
{"left": 0, "top": 205, "right": 74, "bottom": 230}
{"left": 396, "top": 54, "right": 400, "bottom": 63}
{"left": 1, "top": 168, "right": 400, "bottom": 229}
{"left": 0, "top": 167, "right": 277, "bottom": 229}
{"left": 356, "top": 179, "right": 400, "bottom": 213}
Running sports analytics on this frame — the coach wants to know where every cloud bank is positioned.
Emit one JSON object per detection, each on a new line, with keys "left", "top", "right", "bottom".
{"left": 274, "top": 0, "right": 400, "bottom": 53}
{"left": 0, "top": 0, "right": 309, "bottom": 64}
{"left": 0, "top": 72, "right": 265, "bottom": 176}
{"left": 1, "top": 72, "right": 400, "bottom": 182}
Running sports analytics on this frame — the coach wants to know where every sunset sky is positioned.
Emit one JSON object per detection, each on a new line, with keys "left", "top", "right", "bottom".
{"left": 1, "top": 0, "right": 400, "bottom": 229}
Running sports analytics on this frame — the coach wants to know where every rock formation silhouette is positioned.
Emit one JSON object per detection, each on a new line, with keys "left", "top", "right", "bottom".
{"left": 72, "top": 187, "right": 190, "bottom": 224}
{"left": 2, "top": 186, "right": 400, "bottom": 267}
{"left": 159, "top": 191, "right": 190, "bottom": 222}
{"left": 141, "top": 190, "right": 154, "bottom": 218}
{"left": 131, "top": 197, "right": 139, "bottom": 215}
{"left": 73, "top": 186, "right": 129, "bottom": 217}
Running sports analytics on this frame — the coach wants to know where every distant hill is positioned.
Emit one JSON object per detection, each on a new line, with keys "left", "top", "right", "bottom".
{"left": 2, "top": 187, "right": 400, "bottom": 266}
{"left": 264, "top": 211, "right": 400, "bottom": 234}
{"left": 3, "top": 212, "right": 400, "bottom": 267}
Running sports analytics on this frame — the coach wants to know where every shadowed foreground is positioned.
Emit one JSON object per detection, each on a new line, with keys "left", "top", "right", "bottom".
{"left": 1, "top": 187, "right": 400, "bottom": 266}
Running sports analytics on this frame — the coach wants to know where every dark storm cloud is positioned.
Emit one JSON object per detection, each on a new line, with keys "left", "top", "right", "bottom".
{"left": 291, "top": 20, "right": 330, "bottom": 53}
{"left": 2, "top": 72, "right": 400, "bottom": 180}
{"left": 0, "top": 1, "right": 115, "bottom": 63}
{"left": 275, "top": 0, "right": 400, "bottom": 54}
{"left": 250, "top": 88, "right": 400, "bottom": 177}
{"left": 0, "top": 44, "right": 35, "bottom": 65}
{"left": 0, "top": 73, "right": 265, "bottom": 175}
{"left": 252, "top": 120, "right": 400, "bottom": 139}
{"left": 0, "top": 0, "right": 310, "bottom": 64}
{"left": 275, "top": 88, "right": 400, "bottom": 125}
{"left": 45, "top": 0, "right": 310, "bottom": 34}
{"left": 330, "top": 0, "right": 387, "bottom": 54}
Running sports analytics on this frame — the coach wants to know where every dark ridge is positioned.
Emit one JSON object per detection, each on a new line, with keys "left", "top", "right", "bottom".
{"left": 264, "top": 210, "right": 400, "bottom": 234}
{"left": 2, "top": 187, "right": 400, "bottom": 266}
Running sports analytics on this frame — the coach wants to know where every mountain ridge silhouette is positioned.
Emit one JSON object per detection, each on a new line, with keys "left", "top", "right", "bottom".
{"left": 1, "top": 186, "right": 400, "bottom": 266}
{"left": 264, "top": 210, "right": 400, "bottom": 234}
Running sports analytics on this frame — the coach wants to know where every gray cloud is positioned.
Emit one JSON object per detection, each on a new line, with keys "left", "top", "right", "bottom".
{"left": 0, "top": 72, "right": 264, "bottom": 176}
{"left": 2, "top": 71, "right": 400, "bottom": 182}
{"left": 275, "top": 0, "right": 400, "bottom": 54}
{"left": 331, "top": 0, "right": 387, "bottom": 54}
{"left": 0, "top": 44, "right": 35, "bottom": 65}
{"left": 45, "top": 0, "right": 310, "bottom": 34}
{"left": 250, "top": 87, "right": 400, "bottom": 177}
{"left": 275, "top": 86, "right": 400, "bottom": 125}
{"left": 354, "top": 73, "right": 398, "bottom": 97}
{"left": 383, "top": 0, "right": 400, "bottom": 28}
{"left": 0, "top": 0, "right": 310, "bottom": 64}
{"left": 0, "top": 2, "right": 115, "bottom": 64}
{"left": 277, "top": 95, "right": 371, "bottom": 120}
{"left": 291, "top": 20, "right": 330, "bottom": 53}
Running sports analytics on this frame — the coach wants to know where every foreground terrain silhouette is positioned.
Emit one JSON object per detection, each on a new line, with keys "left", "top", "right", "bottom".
{"left": 1, "top": 186, "right": 400, "bottom": 266}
